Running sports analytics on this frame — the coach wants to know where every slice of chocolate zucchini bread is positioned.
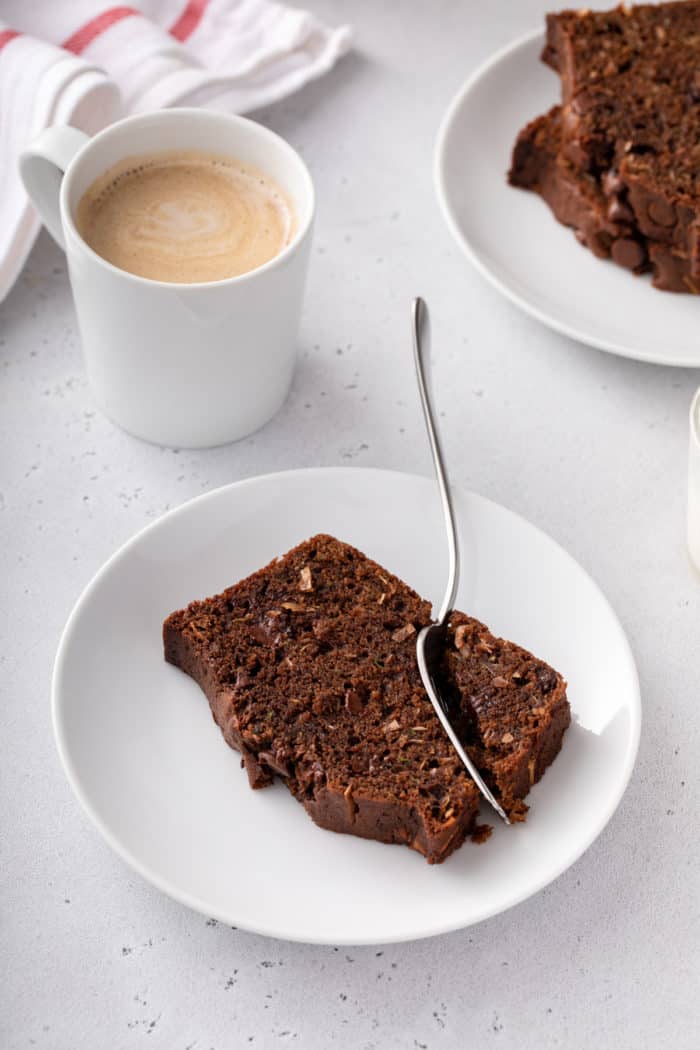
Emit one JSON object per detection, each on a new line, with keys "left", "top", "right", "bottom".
{"left": 541, "top": 2, "right": 700, "bottom": 291}
{"left": 510, "top": 3, "right": 700, "bottom": 291}
{"left": 164, "top": 534, "right": 570, "bottom": 862}
{"left": 441, "top": 613, "right": 571, "bottom": 821}
{"left": 509, "top": 101, "right": 695, "bottom": 288}
{"left": 542, "top": 3, "right": 700, "bottom": 93}
{"left": 509, "top": 104, "right": 648, "bottom": 271}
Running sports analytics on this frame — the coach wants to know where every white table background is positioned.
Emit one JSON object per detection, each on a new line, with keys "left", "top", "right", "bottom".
{"left": 3, "top": 2, "right": 698, "bottom": 1047}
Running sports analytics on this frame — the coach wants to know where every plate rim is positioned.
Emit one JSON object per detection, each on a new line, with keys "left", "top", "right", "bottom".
{"left": 433, "top": 28, "right": 700, "bottom": 369}
{"left": 52, "top": 466, "right": 642, "bottom": 945}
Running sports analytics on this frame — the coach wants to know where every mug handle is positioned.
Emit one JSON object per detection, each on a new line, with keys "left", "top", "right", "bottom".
{"left": 19, "top": 126, "right": 91, "bottom": 250}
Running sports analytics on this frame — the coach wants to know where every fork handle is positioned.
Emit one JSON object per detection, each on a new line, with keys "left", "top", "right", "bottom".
{"left": 412, "top": 297, "right": 460, "bottom": 624}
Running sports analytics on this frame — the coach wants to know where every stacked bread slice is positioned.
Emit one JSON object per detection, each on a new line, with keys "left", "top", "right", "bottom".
{"left": 510, "top": 2, "right": 700, "bottom": 293}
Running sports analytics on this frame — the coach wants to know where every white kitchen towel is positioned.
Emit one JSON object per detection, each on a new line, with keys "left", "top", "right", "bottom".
{"left": 0, "top": 1, "right": 351, "bottom": 302}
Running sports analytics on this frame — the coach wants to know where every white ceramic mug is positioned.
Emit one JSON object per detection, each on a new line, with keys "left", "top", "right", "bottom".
{"left": 19, "top": 109, "right": 314, "bottom": 447}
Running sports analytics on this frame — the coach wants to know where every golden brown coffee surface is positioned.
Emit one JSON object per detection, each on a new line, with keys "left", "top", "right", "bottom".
{"left": 76, "top": 150, "right": 296, "bottom": 283}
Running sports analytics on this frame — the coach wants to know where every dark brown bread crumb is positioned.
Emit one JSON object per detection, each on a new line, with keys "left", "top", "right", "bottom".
{"left": 471, "top": 823, "right": 494, "bottom": 845}
{"left": 510, "top": 2, "right": 700, "bottom": 292}
{"left": 164, "top": 535, "right": 570, "bottom": 863}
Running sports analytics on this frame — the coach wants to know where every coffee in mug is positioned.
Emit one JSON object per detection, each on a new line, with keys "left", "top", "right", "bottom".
{"left": 19, "top": 109, "right": 314, "bottom": 447}
{"left": 75, "top": 150, "right": 297, "bottom": 283}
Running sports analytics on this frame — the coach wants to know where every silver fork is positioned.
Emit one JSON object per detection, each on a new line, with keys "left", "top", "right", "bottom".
{"left": 412, "top": 297, "right": 510, "bottom": 824}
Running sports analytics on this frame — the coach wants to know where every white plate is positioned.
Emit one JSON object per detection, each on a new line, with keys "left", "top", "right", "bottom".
{"left": 435, "top": 30, "right": 700, "bottom": 367}
{"left": 52, "top": 468, "right": 640, "bottom": 945}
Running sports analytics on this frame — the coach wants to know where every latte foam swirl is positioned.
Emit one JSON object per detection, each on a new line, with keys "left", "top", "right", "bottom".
{"left": 76, "top": 151, "right": 296, "bottom": 283}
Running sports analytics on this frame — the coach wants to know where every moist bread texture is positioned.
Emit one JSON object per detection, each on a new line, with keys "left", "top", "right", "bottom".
{"left": 164, "top": 535, "right": 569, "bottom": 863}
{"left": 441, "top": 613, "right": 571, "bottom": 821}
{"left": 510, "top": 2, "right": 700, "bottom": 292}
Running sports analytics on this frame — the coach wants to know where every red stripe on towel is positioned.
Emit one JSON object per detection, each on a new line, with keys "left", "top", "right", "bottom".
{"left": 169, "top": 0, "right": 210, "bottom": 42}
{"left": 62, "top": 7, "right": 139, "bottom": 55}
{"left": 0, "top": 29, "right": 21, "bottom": 52}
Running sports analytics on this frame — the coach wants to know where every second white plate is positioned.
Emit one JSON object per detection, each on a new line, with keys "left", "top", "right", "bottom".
{"left": 435, "top": 30, "right": 700, "bottom": 367}
{"left": 52, "top": 468, "right": 640, "bottom": 944}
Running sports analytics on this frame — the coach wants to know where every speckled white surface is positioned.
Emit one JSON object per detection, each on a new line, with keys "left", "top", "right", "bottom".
{"left": 2, "top": 2, "right": 699, "bottom": 1047}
